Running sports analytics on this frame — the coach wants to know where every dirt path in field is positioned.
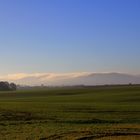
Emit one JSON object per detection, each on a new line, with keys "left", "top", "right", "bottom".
{"left": 77, "top": 132, "right": 140, "bottom": 140}
{"left": 42, "top": 131, "right": 92, "bottom": 140}
{"left": 96, "top": 135, "right": 140, "bottom": 140}
{"left": 40, "top": 131, "right": 140, "bottom": 140}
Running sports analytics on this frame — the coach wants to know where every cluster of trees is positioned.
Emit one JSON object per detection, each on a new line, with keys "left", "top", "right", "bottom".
{"left": 0, "top": 81, "right": 17, "bottom": 91}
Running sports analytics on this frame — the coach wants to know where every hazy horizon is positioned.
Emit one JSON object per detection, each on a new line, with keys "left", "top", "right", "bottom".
{"left": 0, "top": 72, "right": 140, "bottom": 86}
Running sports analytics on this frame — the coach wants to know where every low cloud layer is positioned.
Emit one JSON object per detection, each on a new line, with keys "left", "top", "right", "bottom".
{"left": 0, "top": 72, "right": 140, "bottom": 86}
{"left": 0, "top": 72, "right": 91, "bottom": 85}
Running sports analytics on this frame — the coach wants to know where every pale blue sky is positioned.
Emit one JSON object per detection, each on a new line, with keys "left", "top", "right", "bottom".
{"left": 0, "top": 0, "right": 140, "bottom": 75}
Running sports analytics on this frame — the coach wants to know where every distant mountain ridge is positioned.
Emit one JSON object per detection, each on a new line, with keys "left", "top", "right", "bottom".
{"left": 11, "top": 72, "right": 140, "bottom": 86}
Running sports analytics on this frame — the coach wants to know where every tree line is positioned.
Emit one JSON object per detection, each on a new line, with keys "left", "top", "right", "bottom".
{"left": 0, "top": 81, "right": 17, "bottom": 91}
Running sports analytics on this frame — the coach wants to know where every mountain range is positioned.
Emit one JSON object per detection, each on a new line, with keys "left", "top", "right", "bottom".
{"left": 5, "top": 72, "right": 140, "bottom": 86}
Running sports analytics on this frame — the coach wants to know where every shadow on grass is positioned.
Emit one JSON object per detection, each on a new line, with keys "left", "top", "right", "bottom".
{"left": 58, "top": 118, "right": 140, "bottom": 124}
{"left": 0, "top": 110, "right": 42, "bottom": 121}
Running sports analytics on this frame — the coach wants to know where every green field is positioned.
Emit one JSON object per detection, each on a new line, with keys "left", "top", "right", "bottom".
{"left": 0, "top": 85, "right": 140, "bottom": 140}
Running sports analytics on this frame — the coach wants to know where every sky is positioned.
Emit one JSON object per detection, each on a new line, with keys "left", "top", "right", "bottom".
{"left": 0, "top": 0, "right": 140, "bottom": 76}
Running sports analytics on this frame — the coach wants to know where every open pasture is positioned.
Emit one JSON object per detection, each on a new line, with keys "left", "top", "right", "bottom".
{"left": 0, "top": 85, "right": 140, "bottom": 139}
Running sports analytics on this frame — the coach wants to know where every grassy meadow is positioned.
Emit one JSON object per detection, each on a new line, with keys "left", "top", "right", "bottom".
{"left": 0, "top": 85, "right": 140, "bottom": 140}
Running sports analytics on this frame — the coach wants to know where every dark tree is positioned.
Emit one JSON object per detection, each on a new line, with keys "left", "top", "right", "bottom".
{"left": 0, "top": 81, "right": 17, "bottom": 91}
{"left": 10, "top": 83, "right": 17, "bottom": 91}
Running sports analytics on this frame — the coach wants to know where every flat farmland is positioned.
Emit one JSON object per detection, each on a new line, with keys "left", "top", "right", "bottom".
{"left": 0, "top": 85, "right": 140, "bottom": 140}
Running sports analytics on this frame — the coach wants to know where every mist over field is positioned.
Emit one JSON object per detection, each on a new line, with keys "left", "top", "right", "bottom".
{"left": 1, "top": 72, "right": 140, "bottom": 86}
